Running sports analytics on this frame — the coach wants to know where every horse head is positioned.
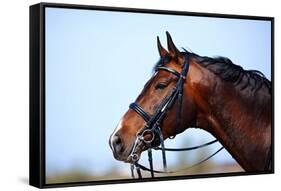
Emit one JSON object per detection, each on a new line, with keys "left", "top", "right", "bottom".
{"left": 109, "top": 32, "right": 201, "bottom": 163}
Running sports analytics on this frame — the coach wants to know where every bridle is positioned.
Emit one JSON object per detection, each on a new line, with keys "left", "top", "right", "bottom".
{"left": 127, "top": 53, "right": 223, "bottom": 179}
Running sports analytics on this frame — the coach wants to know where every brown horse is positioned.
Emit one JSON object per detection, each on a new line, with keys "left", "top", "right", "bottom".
{"left": 109, "top": 32, "right": 272, "bottom": 172}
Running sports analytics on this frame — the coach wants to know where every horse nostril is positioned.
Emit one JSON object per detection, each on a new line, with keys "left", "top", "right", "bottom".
{"left": 112, "top": 134, "right": 124, "bottom": 154}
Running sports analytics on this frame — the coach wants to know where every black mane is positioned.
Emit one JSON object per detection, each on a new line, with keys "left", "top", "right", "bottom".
{"left": 153, "top": 51, "right": 271, "bottom": 94}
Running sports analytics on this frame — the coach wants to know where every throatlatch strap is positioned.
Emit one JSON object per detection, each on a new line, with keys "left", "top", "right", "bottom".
{"left": 175, "top": 54, "right": 190, "bottom": 134}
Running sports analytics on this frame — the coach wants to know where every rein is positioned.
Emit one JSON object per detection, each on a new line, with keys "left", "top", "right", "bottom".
{"left": 128, "top": 54, "right": 223, "bottom": 179}
{"left": 134, "top": 145, "right": 224, "bottom": 176}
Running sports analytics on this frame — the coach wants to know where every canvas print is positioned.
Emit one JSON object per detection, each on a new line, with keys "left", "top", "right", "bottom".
{"left": 43, "top": 5, "right": 272, "bottom": 185}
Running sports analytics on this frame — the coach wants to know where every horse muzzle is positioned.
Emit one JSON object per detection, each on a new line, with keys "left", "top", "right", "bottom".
{"left": 109, "top": 133, "right": 145, "bottom": 163}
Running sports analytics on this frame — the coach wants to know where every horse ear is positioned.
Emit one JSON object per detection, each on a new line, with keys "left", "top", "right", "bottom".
{"left": 166, "top": 31, "right": 180, "bottom": 58}
{"left": 157, "top": 36, "right": 168, "bottom": 57}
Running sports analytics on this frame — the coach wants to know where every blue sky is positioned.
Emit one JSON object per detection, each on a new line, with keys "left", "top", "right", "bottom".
{"left": 45, "top": 7, "right": 271, "bottom": 177}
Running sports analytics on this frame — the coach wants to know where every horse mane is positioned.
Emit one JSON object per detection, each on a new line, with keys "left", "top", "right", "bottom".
{"left": 153, "top": 50, "right": 271, "bottom": 94}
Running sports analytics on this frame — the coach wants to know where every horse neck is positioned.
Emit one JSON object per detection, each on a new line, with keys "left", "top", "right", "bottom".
{"left": 186, "top": 61, "right": 271, "bottom": 171}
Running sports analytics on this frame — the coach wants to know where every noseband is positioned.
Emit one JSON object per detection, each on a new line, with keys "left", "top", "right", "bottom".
{"left": 128, "top": 54, "right": 221, "bottom": 178}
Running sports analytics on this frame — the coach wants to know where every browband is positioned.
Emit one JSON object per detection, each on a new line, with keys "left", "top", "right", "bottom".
{"left": 156, "top": 66, "right": 181, "bottom": 78}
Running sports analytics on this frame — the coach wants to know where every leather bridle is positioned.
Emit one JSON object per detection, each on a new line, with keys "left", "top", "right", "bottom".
{"left": 128, "top": 54, "right": 222, "bottom": 178}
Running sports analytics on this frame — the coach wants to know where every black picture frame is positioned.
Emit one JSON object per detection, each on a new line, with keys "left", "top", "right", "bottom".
{"left": 29, "top": 2, "right": 274, "bottom": 188}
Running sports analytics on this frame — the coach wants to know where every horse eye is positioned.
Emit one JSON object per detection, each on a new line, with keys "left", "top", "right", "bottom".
{"left": 155, "top": 82, "right": 167, "bottom": 90}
